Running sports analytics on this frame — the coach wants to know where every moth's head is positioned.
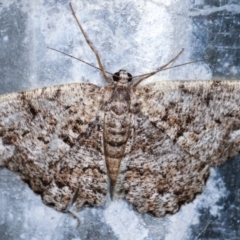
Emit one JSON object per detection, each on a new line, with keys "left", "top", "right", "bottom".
{"left": 113, "top": 69, "right": 132, "bottom": 84}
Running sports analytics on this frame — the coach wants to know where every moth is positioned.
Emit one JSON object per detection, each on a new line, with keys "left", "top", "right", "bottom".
{"left": 0, "top": 3, "right": 240, "bottom": 220}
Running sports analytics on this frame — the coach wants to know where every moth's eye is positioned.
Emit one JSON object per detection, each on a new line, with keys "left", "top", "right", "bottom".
{"left": 127, "top": 73, "right": 132, "bottom": 82}
{"left": 113, "top": 72, "right": 120, "bottom": 82}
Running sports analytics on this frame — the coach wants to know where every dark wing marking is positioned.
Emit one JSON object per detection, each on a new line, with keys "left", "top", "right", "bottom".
{"left": 0, "top": 83, "right": 108, "bottom": 211}
{"left": 115, "top": 80, "right": 240, "bottom": 216}
{"left": 115, "top": 112, "right": 209, "bottom": 217}
{"left": 137, "top": 81, "right": 240, "bottom": 166}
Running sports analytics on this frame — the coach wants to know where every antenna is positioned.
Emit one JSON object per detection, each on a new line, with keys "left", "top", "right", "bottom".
{"left": 47, "top": 47, "right": 113, "bottom": 76}
{"left": 48, "top": 3, "right": 209, "bottom": 86}
{"left": 133, "top": 49, "right": 209, "bottom": 88}
{"left": 132, "top": 49, "right": 184, "bottom": 88}
{"left": 69, "top": 3, "right": 111, "bottom": 83}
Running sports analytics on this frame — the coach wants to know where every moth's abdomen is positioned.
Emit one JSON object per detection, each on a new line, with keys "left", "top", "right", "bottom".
{"left": 104, "top": 111, "right": 130, "bottom": 183}
{"left": 103, "top": 86, "right": 131, "bottom": 184}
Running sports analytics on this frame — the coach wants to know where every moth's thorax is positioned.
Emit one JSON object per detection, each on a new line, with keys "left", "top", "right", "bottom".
{"left": 103, "top": 84, "right": 132, "bottom": 184}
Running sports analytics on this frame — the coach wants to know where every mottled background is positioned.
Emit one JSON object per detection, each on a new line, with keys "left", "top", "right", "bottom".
{"left": 0, "top": 0, "right": 240, "bottom": 239}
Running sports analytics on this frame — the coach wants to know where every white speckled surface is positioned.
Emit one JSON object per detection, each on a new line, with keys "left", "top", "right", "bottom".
{"left": 0, "top": 0, "right": 239, "bottom": 239}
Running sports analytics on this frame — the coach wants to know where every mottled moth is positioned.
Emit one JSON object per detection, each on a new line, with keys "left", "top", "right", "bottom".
{"left": 0, "top": 3, "right": 240, "bottom": 221}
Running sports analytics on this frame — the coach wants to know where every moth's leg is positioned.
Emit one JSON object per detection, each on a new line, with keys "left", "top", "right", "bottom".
{"left": 67, "top": 210, "right": 81, "bottom": 227}
{"left": 69, "top": 3, "right": 111, "bottom": 83}
{"left": 65, "top": 187, "right": 81, "bottom": 227}
{"left": 132, "top": 49, "right": 184, "bottom": 88}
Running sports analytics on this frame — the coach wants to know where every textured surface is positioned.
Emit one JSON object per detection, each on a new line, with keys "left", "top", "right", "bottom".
{"left": 115, "top": 80, "right": 240, "bottom": 217}
{"left": 103, "top": 83, "right": 132, "bottom": 184}
{"left": 0, "top": 83, "right": 108, "bottom": 211}
{"left": 1, "top": 80, "right": 240, "bottom": 217}
{"left": 1, "top": 0, "right": 240, "bottom": 239}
